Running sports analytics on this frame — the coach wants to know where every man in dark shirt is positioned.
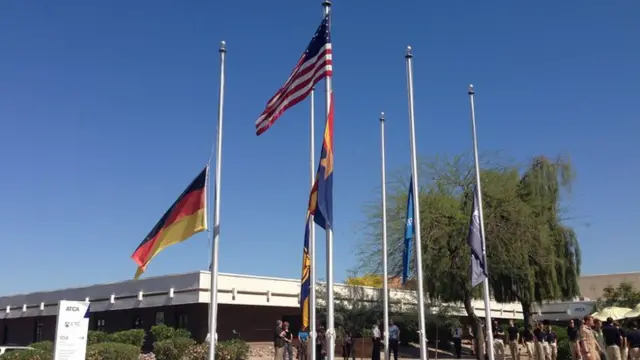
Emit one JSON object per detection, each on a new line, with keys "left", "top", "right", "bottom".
{"left": 521, "top": 325, "right": 535, "bottom": 359}
{"left": 567, "top": 319, "right": 580, "bottom": 360}
{"left": 601, "top": 317, "right": 622, "bottom": 360}
{"left": 533, "top": 322, "right": 545, "bottom": 360}
{"left": 626, "top": 321, "right": 640, "bottom": 360}
{"left": 493, "top": 320, "right": 505, "bottom": 360}
{"left": 506, "top": 320, "right": 520, "bottom": 360}
{"left": 274, "top": 320, "right": 285, "bottom": 360}
{"left": 546, "top": 327, "right": 558, "bottom": 360}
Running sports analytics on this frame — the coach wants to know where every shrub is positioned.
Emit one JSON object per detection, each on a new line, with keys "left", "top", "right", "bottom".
{"left": 29, "top": 341, "right": 53, "bottom": 353}
{"left": 107, "top": 329, "right": 145, "bottom": 347}
{"left": 85, "top": 342, "right": 139, "bottom": 360}
{"left": 150, "top": 324, "right": 192, "bottom": 342}
{"left": 0, "top": 349, "right": 51, "bottom": 360}
{"left": 181, "top": 340, "right": 249, "bottom": 360}
{"left": 88, "top": 330, "right": 110, "bottom": 346}
{"left": 153, "top": 338, "right": 196, "bottom": 360}
{"left": 557, "top": 339, "right": 571, "bottom": 360}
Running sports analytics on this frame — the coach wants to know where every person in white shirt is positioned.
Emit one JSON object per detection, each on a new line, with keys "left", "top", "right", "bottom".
{"left": 453, "top": 326, "right": 463, "bottom": 359}
{"left": 372, "top": 321, "right": 382, "bottom": 360}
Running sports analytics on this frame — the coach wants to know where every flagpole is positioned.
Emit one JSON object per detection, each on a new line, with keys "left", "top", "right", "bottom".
{"left": 380, "top": 112, "right": 390, "bottom": 360}
{"left": 208, "top": 40, "right": 227, "bottom": 360}
{"left": 322, "top": 1, "right": 335, "bottom": 360}
{"left": 309, "top": 88, "right": 318, "bottom": 360}
{"left": 404, "top": 46, "right": 428, "bottom": 360}
{"left": 467, "top": 84, "right": 495, "bottom": 360}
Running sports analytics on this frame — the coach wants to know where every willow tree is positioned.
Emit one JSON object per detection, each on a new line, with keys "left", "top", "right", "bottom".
{"left": 489, "top": 156, "right": 581, "bottom": 324}
{"left": 357, "top": 154, "right": 526, "bottom": 357}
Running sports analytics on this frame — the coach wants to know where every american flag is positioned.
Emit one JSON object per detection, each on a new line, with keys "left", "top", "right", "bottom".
{"left": 255, "top": 14, "right": 332, "bottom": 136}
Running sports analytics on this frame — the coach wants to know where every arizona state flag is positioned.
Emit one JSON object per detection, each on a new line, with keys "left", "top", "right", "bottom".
{"left": 132, "top": 166, "right": 208, "bottom": 279}
{"left": 313, "top": 92, "right": 334, "bottom": 230}
{"left": 299, "top": 215, "right": 312, "bottom": 328}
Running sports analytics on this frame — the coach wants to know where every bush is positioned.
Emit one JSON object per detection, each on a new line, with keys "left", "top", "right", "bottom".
{"left": 107, "top": 329, "right": 145, "bottom": 347}
{"left": 88, "top": 330, "right": 110, "bottom": 346}
{"left": 557, "top": 339, "right": 571, "bottom": 360}
{"left": 85, "top": 342, "right": 139, "bottom": 360}
{"left": 0, "top": 349, "right": 50, "bottom": 360}
{"left": 182, "top": 340, "right": 250, "bottom": 360}
{"left": 29, "top": 341, "right": 53, "bottom": 353}
{"left": 153, "top": 338, "right": 196, "bottom": 360}
{"left": 150, "top": 324, "right": 192, "bottom": 342}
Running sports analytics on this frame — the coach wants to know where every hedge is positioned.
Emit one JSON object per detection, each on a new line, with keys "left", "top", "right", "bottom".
{"left": 85, "top": 342, "right": 139, "bottom": 360}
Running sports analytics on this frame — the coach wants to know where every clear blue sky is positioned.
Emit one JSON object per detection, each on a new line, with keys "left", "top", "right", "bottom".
{"left": 1, "top": 1, "right": 638, "bottom": 295}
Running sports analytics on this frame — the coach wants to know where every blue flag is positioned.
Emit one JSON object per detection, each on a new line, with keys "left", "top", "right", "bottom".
{"left": 467, "top": 186, "right": 487, "bottom": 287}
{"left": 402, "top": 177, "right": 415, "bottom": 285}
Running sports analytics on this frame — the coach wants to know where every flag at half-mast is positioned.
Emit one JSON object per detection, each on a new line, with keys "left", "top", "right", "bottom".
{"left": 131, "top": 166, "right": 208, "bottom": 279}
{"left": 255, "top": 14, "right": 332, "bottom": 136}
{"left": 402, "top": 177, "right": 415, "bottom": 285}
{"left": 467, "top": 186, "right": 487, "bottom": 287}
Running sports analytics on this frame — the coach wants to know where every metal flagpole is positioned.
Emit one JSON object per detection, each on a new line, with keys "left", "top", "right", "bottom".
{"left": 309, "top": 88, "right": 317, "bottom": 360}
{"left": 380, "top": 112, "right": 391, "bottom": 360}
{"left": 467, "top": 84, "right": 495, "bottom": 360}
{"left": 404, "top": 46, "right": 428, "bottom": 360}
{"left": 322, "top": 1, "right": 335, "bottom": 360}
{"left": 208, "top": 40, "right": 227, "bottom": 360}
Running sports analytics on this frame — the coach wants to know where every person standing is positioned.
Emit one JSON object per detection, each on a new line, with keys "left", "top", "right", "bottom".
{"left": 506, "top": 320, "right": 520, "bottom": 360}
{"left": 602, "top": 318, "right": 622, "bottom": 360}
{"left": 546, "top": 325, "right": 558, "bottom": 360}
{"left": 388, "top": 320, "right": 401, "bottom": 360}
{"left": 522, "top": 324, "right": 535, "bottom": 360}
{"left": 453, "top": 325, "right": 463, "bottom": 359}
{"left": 568, "top": 319, "right": 582, "bottom": 360}
{"left": 283, "top": 322, "right": 294, "bottom": 360}
{"left": 275, "top": 320, "right": 286, "bottom": 360}
{"left": 594, "top": 319, "right": 608, "bottom": 360}
{"left": 534, "top": 322, "right": 546, "bottom": 360}
{"left": 342, "top": 330, "right": 355, "bottom": 360}
{"left": 372, "top": 321, "right": 382, "bottom": 360}
{"left": 494, "top": 321, "right": 506, "bottom": 360}
{"left": 579, "top": 315, "right": 601, "bottom": 360}
{"left": 626, "top": 321, "right": 640, "bottom": 360}
{"left": 317, "top": 326, "right": 327, "bottom": 360}
{"left": 298, "top": 326, "right": 310, "bottom": 360}
{"left": 615, "top": 322, "right": 627, "bottom": 360}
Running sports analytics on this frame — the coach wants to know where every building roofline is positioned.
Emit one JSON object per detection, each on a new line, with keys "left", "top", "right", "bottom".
{"left": 579, "top": 271, "right": 640, "bottom": 278}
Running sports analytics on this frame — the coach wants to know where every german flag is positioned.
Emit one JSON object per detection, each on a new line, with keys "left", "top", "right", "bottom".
{"left": 132, "top": 166, "right": 208, "bottom": 279}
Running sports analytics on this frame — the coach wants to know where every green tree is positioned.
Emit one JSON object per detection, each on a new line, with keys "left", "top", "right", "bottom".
{"left": 357, "top": 153, "right": 581, "bottom": 355}
{"left": 597, "top": 281, "right": 640, "bottom": 309}
{"left": 489, "top": 156, "right": 581, "bottom": 325}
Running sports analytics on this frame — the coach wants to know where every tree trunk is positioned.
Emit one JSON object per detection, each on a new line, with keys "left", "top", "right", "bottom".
{"left": 463, "top": 292, "right": 484, "bottom": 360}
{"left": 521, "top": 301, "right": 533, "bottom": 327}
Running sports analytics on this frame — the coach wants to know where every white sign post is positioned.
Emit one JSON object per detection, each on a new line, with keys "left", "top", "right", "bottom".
{"left": 53, "top": 300, "right": 90, "bottom": 360}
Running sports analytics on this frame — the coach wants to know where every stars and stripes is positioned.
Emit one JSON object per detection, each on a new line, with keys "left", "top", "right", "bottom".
{"left": 255, "top": 14, "right": 332, "bottom": 136}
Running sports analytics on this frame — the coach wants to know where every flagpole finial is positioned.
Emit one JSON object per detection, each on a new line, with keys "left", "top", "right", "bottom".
{"left": 219, "top": 41, "right": 227, "bottom": 53}
{"left": 380, "top": 112, "right": 385, "bottom": 122}
{"left": 405, "top": 46, "right": 413, "bottom": 59}
{"left": 322, "top": 0, "right": 332, "bottom": 9}
{"left": 468, "top": 84, "right": 475, "bottom": 95}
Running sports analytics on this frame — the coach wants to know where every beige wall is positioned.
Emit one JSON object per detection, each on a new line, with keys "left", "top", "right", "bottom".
{"left": 579, "top": 272, "right": 640, "bottom": 300}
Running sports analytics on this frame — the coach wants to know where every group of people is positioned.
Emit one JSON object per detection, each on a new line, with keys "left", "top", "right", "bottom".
{"left": 273, "top": 320, "right": 401, "bottom": 360}
{"left": 571, "top": 316, "right": 640, "bottom": 360}
{"left": 460, "top": 316, "right": 640, "bottom": 360}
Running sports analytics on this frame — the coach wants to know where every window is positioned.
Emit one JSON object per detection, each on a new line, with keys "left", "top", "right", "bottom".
{"left": 96, "top": 319, "right": 106, "bottom": 331}
{"left": 133, "top": 317, "right": 144, "bottom": 329}
{"left": 176, "top": 313, "right": 188, "bottom": 329}
{"left": 33, "top": 320, "right": 43, "bottom": 343}
{"left": 155, "top": 312, "right": 165, "bottom": 325}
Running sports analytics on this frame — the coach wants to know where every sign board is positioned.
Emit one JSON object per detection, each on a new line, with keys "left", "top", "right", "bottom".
{"left": 567, "top": 303, "right": 592, "bottom": 317}
{"left": 53, "top": 300, "right": 90, "bottom": 360}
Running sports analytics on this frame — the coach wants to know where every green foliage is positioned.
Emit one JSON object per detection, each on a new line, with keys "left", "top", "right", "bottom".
{"left": 178, "top": 340, "right": 249, "bottom": 360}
{"left": 153, "top": 338, "right": 196, "bottom": 360}
{"left": 150, "top": 324, "right": 192, "bottom": 342}
{"left": 0, "top": 349, "right": 51, "bottom": 360}
{"left": 597, "top": 281, "right": 640, "bottom": 309}
{"left": 85, "top": 342, "right": 139, "bottom": 360}
{"left": 107, "top": 329, "right": 145, "bottom": 348}
{"left": 87, "top": 330, "right": 110, "bottom": 346}
{"left": 358, "top": 153, "right": 582, "bottom": 328}
{"left": 557, "top": 340, "right": 571, "bottom": 360}
{"left": 345, "top": 274, "right": 383, "bottom": 288}
{"left": 28, "top": 342, "right": 53, "bottom": 353}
